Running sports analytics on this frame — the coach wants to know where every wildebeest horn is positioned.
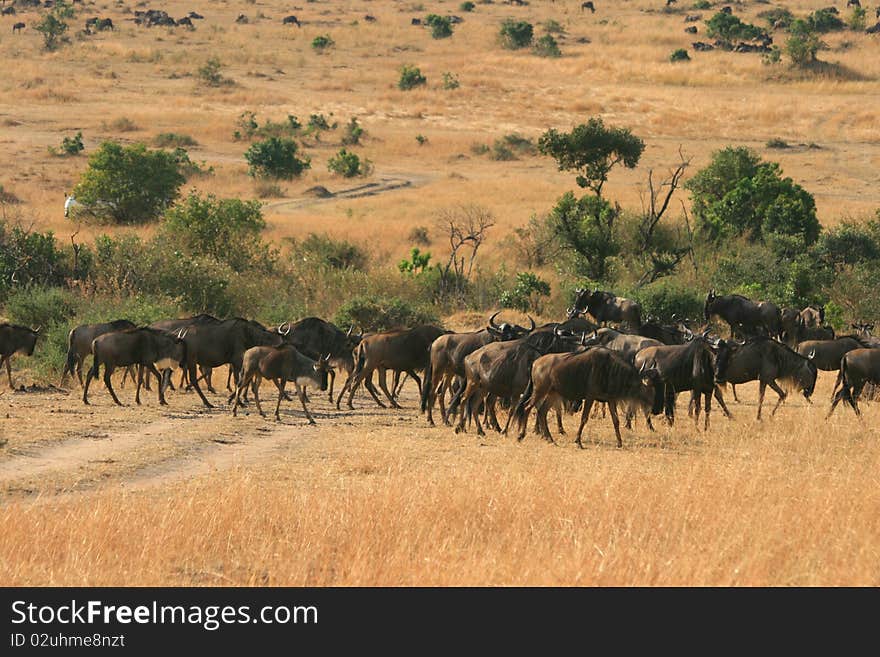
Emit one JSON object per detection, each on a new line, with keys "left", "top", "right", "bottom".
{"left": 278, "top": 321, "right": 291, "bottom": 336}
{"left": 581, "top": 331, "right": 588, "bottom": 345}
{"left": 347, "top": 325, "right": 353, "bottom": 338}
{"left": 324, "top": 352, "right": 331, "bottom": 362}
{"left": 177, "top": 328, "right": 188, "bottom": 340}
{"left": 807, "top": 348, "right": 816, "bottom": 360}
{"left": 489, "top": 311, "right": 501, "bottom": 328}
{"left": 527, "top": 315, "right": 535, "bottom": 332}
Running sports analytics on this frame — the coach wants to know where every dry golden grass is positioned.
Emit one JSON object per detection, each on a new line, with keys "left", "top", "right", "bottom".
{"left": 2, "top": 0, "right": 880, "bottom": 586}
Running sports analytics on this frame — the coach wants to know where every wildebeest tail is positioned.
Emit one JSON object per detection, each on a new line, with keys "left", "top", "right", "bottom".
{"left": 420, "top": 358, "right": 433, "bottom": 413}
{"left": 513, "top": 378, "right": 534, "bottom": 422}
{"left": 87, "top": 339, "right": 101, "bottom": 380}
{"left": 61, "top": 329, "right": 78, "bottom": 382}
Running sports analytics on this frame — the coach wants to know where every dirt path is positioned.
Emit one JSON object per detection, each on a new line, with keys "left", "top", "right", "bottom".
{"left": 265, "top": 171, "right": 432, "bottom": 213}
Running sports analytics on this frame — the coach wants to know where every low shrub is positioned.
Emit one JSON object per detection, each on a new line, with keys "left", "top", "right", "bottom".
{"left": 333, "top": 295, "right": 439, "bottom": 331}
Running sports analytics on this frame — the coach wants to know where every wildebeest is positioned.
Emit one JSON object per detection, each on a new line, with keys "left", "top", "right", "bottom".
{"left": 684, "top": 25, "right": 697, "bottom": 34}
{"left": 146, "top": 314, "right": 221, "bottom": 391}
{"left": 637, "top": 317, "right": 690, "bottom": 345}
{"left": 584, "top": 327, "right": 663, "bottom": 363}
{"left": 715, "top": 337, "right": 817, "bottom": 419}
{"left": 704, "top": 290, "right": 782, "bottom": 338}
{"left": 797, "top": 335, "right": 869, "bottom": 373}
{"left": 827, "top": 348, "right": 880, "bottom": 417}
{"left": 633, "top": 332, "right": 724, "bottom": 430}
{"left": 782, "top": 305, "right": 831, "bottom": 347}
{"left": 83, "top": 328, "right": 187, "bottom": 406}
{"left": 515, "top": 347, "right": 664, "bottom": 447}
{"left": 1, "top": 7, "right": 15, "bottom": 16}
{"left": 95, "top": 18, "right": 113, "bottom": 30}
{"left": 0, "top": 324, "right": 39, "bottom": 388}
{"left": 453, "top": 328, "right": 574, "bottom": 436}
{"left": 61, "top": 319, "right": 137, "bottom": 387}
{"left": 12, "top": 21, "right": 24, "bottom": 32}
{"left": 344, "top": 325, "right": 447, "bottom": 409}
{"left": 846, "top": 0, "right": 861, "bottom": 7}
{"left": 692, "top": 41, "right": 714, "bottom": 51}
{"left": 364, "top": 14, "right": 376, "bottom": 22}
{"left": 720, "top": 5, "right": 732, "bottom": 13}
{"left": 581, "top": 1, "right": 595, "bottom": 12}
{"left": 421, "top": 313, "right": 532, "bottom": 426}
{"left": 411, "top": 18, "right": 421, "bottom": 25}
{"left": 235, "top": 14, "right": 248, "bottom": 24}
{"left": 180, "top": 318, "right": 284, "bottom": 408}
{"left": 177, "top": 16, "right": 194, "bottom": 28}
{"left": 188, "top": 11, "right": 204, "bottom": 19}
{"left": 282, "top": 15, "right": 300, "bottom": 26}
{"left": 569, "top": 289, "right": 641, "bottom": 329}
{"left": 277, "top": 317, "right": 361, "bottom": 403}
{"left": 232, "top": 345, "right": 329, "bottom": 422}
{"left": 685, "top": 14, "right": 701, "bottom": 23}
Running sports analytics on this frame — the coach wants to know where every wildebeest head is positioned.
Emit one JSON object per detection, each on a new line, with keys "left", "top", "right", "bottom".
{"left": 796, "top": 358, "right": 818, "bottom": 400}
{"left": 346, "top": 325, "right": 364, "bottom": 349}
{"left": 567, "top": 288, "right": 592, "bottom": 320}
{"left": 638, "top": 365, "right": 665, "bottom": 415}
{"left": 486, "top": 311, "right": 533, "bottom": 340}
{"left": 704, "top": 289, "right": 717, "bottom": 320}
{"left": 312, "top": 353, "right": 331, "bottom": 391}
{"left": 712, "top": 338, "right": 734, "bottom": 384}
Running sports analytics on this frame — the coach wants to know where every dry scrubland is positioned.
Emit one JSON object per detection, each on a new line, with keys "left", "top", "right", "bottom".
{"left": 1, "top": 0, "right": 880, "bottom": 585}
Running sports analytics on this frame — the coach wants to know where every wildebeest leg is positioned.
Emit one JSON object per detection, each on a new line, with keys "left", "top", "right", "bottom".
{"left": 135, "top": 365, "right": 144, "bottom": 405}
{"left": 376, "top": 368, "right": 400, "bottom": 408}
{"left": 187, "top": 362, "right": 214, "bottom": 408}
{"left": 692, "top": 391, "right": 701, "bottom": 428}
{"left": 713, "top": 386, "right": 733, "bottom": 419}
{"left": 226, "top": 367, "right": 234, "bottom": 393}
{"left": 664, "top": 386, "right": 676, "bottom": 425}
{"left": 405, "top": 370, "right": 422, "bottom": 398}
{"left": 848, "top": 383, "right": 864, "bottom": 417}
{"left": 363, "top": 371, "right": 387, "bottom": 408}
{"left": 575, "top": 399, "right": 595, "bottom": 448}
{"left": 768, "top": 380, "right": 787, "bottom": 416}
{"left": 327, "top": 368, "right": 336, "bottom": 404}
{"left": 731, "top": 384, "right": 739, "bottom": 402}
{"left": 703, "top": 390, "right": 711, "bottom": 431}
{"left": 472, "top": 393, "right": 487, "bottom": 436}
{"left": 252, "top": 374, "right": 264, "bottom": 416}
{"left": 608, "top": 401, "right": 624, "bottom": 448}
{"left": 488, "top": 396, "right": 505, "bottom": 433}
{"left": 535, "top": 400, "right": 553, "bottom": 442}
{"left": 756, "top": 382, "right": 766, "bottom": 420}
{"left": 273, "top": 378, "right": 286, "bottom": 421}
{"left": 76, "top": 357, "right": 85, "bottom": 387}
{"left": 231, "top": 370, "right": 250, "bottom": 416}
{"left": 336, "top": 372, "right": 354, "bottom": 409}
{"left": 145, "top": 364, "right": 167, "bottom": 405}
{"left": 3, "top": 356, "right": 13, "bottom": 389}
{"left": 555, "top": 402, "right": 566, "bottom": 435}
{"left": 104, "top": 365, "right": 123, "bottom": 406}
{"left": 516, "top": 401, "right": 533, "bottom": 442}
{"left": 295, "top": 384, "right": 316, "bottom": 424}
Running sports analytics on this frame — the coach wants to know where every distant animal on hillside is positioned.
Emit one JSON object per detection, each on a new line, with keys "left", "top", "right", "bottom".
{"left": 235, "top": 14, "right": 248, "bottom": 24}
{"left": 846, "top": 0, "right": 860, "bottom": 8}
{"left": 282, "top": 15, "right": 300, "bottom": 26}
{"left": 720, "top": 5, "right": 732, "bottom": 13}
{"left": 188, "top": 11, "right": 204, "bottom": 19}
{"left": 177, "top": 16, "right": 194, "bottom": 28}
{"left": 411, "top": 18, "right": 421, "bottom": 25}
{"left": 1, "top": 6, "right": 15, "bottom": 15}
{"left": 12, "top": 21, "right": 24, "bottom": 33}
{"left": 96, "top": 17, "right": 113, "bottom": 31}
{"left": 364, "top": 14, "right": 376, "bottom": 22}
{"left": 685, "top": 25, "right": 697, "bottom": 33}
{"left": 867, "top": 22, "right": 880, "bottom": 34}
{"left": 684, "top": 14, "right": 700, "bottom": 22}
{"left": 581, "top": 1, "right": 595, "bottom": 12}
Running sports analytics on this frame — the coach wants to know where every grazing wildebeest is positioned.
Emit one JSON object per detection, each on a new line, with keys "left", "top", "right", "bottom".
{"left": 714, "top": 337, "right": 817, "bottom": 420}
{"left": 1, "top": 6, "right": 15, "bottom": 15}
{"left": 277, "top": 317, "right": 361, "bottom": 403}
{"left": 96, "top": 17, "right": 113, "bottom": 30}
{"left": 83, "top": 328, "right": 187, "bottom": 406}
{"left": 584, "top": 328, "right": 663, "bottom": 363}
{"left": 721, "top": 5, "right": 732, "bottom": 13}
{"left": 685, "top": 25, "right": 697, "bottom": 33}
{"left": 581, "top": 1, "right": 595, "bottom": 12}
{"left": 411, "top": 18, "right": 422, "bottom": 25}
{"left": 282, "top": 15, "right": 300, "bottom": 26}
{"left": 0, "top": 324, "right": 39, "bottom": 388}
{"left": 704, "top": 290, "right": 782, "bottom": 338}
{"left": 797, "top": 335, "right": 869, "bottom": 373}
{"left": 344, "top": 325, "right": 447, "bottom": 409}
{"left": 637, "top": 317, "right": 689, "bottom": 345}
{"left": 692, "top": 41, "right": 714, "bottom": 50}
{"left": 782, "top": 305, "right": 830, "bottom": 347}
{"left": 181, "top": 318, "right": 284, "bottom": 408}
{"left": 12, "top": 21, "right": 24, "bottom": 32}
{"left": 666, "top": 0, "right": 677, "bottom": 6}
{"left": 515, "top": 347, "right": 664, "bottom": 447}
{"left": 827, "top": 348, "right": 880, "bottom": 417}
{"left": 685, "top": 14, "right": 701, "bottom": 23}
{"left": 61, "top": 319, "right": 136, "bottom": 387}
{"left": 454, "top": 328, "right": 575, "bottom": 436}
{"left": 188, "top": 11, "right": 204, "bottom": 19}
{"left": 177, "top": 16, "right": 194, "bottom": 28}
{"left": 364, "top": 14, "right": 376, "bottom": 22}
{"left": 847, "top": 0, "right": 861, "bottom": 7}
{"left": 235, "top": 14, "right": 248, "bottom": 24}
{"left": 232, "top": 345, "right": 329, "bottom": 422}
{"left": 421, "top": 313, "right": 532, "bottom": 426}
{"left": 569, "top": 289, "right": 641, "bottom": 329}
{"left": 633, "top": 332, "right": 724, "bottom": 430}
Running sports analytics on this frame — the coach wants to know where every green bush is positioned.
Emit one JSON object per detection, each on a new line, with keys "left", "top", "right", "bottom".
{"left": 3, "top": 286, "right": 75, "bottom": 329}
{"left": 244, "top": 137, "right": 311, "bottom": 179}
{"left": 425, "top": 14, "right": 453, "bottom": 39}
{"left": 543, "top": 19, "right": 565, "bottom": 34}
{"left": 692, "top": 0, "right": 712, "bottom": 9}
{"left": 670, "top": 48, "right": 690, "bottom": 62}
{"left": 441, "top": 72, "right": 460, "bottom": 90}
{"left": 341, "top": 117, "right": 364, "bottom": 146}
{"left": 161, "top": 193, "right": 271, "bottom": 273}
{"left": 398, "top": 64, "right": 427, "bottom": 90}
{"left": 786, "top": 21, "right": 822, "bottom": 67}
{"left": 499, "top": 19, "right": 533, "bottom": 50}
{"left": 327, "top": 149, "right": 372, "bottom": 177}
{"left": 766, "top": 138, "right": 789, "bottom": 149}
{"left": 705, "top": 12, "right": 766, "bottom": 43}
{"left": 54, "top": 131, "right": 84, "bottom": 156}
{"left": 35, "top": 1, "right": 73, "bottom": 51}
{"left": 153, "top": 133, "right": 198, "bottom": 148}
{"left": 848, "top": 7, "right": 867, "bottom": 31}
{"left": 197, "top": 57, "right": 232, "bottom": 87}
{"left": 311, "top": 34, "right": 335, "bottom": 52}
{"left": 460, "top": 1, "right": 475, "bottom": 11}
{"left": 72, "top": 141, "right": 186, "bottom": 224}
{"left": 333, "top": 295, "right": 439, "bottom": 331}
{"left": 233, "top": 112, "right": 301, "bottom": 142}
{"left": 757, "top": 8, "right": 793, "bottom": 29}
{"left": 0, "top": 221, "right": 71, "bottom": 300}
{"left": 533, "top": 34, "right": 561, "bottom": 58}
{"left": 499, "top": 271, "right": 551, "bottom": 313}
{"left": 287, "top": 233, "right": 369, "bottom": 271}
{"left": 808, "top": 8, "right": 845, "bottom": 33}
{"left": 629, "top": 278, "right": 704, "bottom": 323}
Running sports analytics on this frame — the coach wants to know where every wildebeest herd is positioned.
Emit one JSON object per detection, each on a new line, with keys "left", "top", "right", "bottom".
{"left": 1, "top": 288, "right": 876, "bottom": 447}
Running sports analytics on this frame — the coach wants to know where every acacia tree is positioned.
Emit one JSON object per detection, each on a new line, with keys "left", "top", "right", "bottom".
{"left": 538, "top": 118, "right": 645, "bottom": 281}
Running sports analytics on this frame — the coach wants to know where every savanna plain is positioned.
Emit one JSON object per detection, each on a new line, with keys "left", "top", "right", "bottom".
{"left": 1, "top": 0, "right": 879, "bottom": 586}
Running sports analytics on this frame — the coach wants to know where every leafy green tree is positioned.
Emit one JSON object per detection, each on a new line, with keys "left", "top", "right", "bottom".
{"left": 807, "top": 8, "right": 845, "bottom": 32}
{"left": 705, "top": 11, "right": 766, "bottom": 42}
{"left": 499, "top": 19, "right": 533, "bottom": 50}
{"left": 398, "top": 247, "right": 433, "bottom": 275}
{"left": 538, "top": 118, "right": 645, "bottom": 195}
{"left": 327, "top": 149, "right": 371, "bottom": 177}
{"left": 73, "top": 141, "right": 185, "bottom": 224}
{"left": 547, "top": 192, "right": 620, "bottom": 281}
{"left": 785, "top": 20, "right": 822, "bottom": 67}
{"left": 244, "top": 137, "right": 310, "bottom": 179}
{"left": 35, "top": 1, "right": 74, "bottom": 51}
{"left": 161, "top": 193, "right": 270, "bottom": 273}
{"left": 685, "top": 146, "right": 820, "bottom": 247}
{"left": 398, "top": 64, "right": 427, "bottom": 90}
{"left": 500, "top": 271, "right": 551, "bottom": 313}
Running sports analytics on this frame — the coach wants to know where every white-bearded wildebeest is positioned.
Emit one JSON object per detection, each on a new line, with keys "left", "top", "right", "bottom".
{"left": 0, "top": 323, "right": 40, "bottom": 388}
{"left": 61, "top": 319, "right": 136, "bottom": 388}
{"left": 181, "top": 318, "right": 284, "bottom": 408}
{"left": 636, "top": 317, "right": 690, "bottom": 345}
{"left": 83, "top": 328, "right": 187, "bottom": 406}
{"left": 514, "top": 346, "right": 664, "bottom": 447}
{"left": 704, "top": 290, "right": 782, "bottom": 339}
{"left": 714, "top": 336, "right": 817, "bottom": 420}
{"left": 827, "top": 348, "right": 880, "bottom": 417}
{"left": 633, "top": 332, "right": 726, "bottom": 430}
{"left": 344, "top": 325, "right": 448, "bottom": 409}
{"left": 231, "top": 345, "right": 330, "bottom": 422}
{"left": 453, "top": 328, "right": 576, "bottom": 436}
{"left": 420, "top": 312, "right": 533, "bottom": 426}
{"left": 144, "top": 314, "right": 222, "bottom": 392}
{"left": 276, "top": 317, "right": 362, "bottom": 403}
{"left": 781, "top": 306, "right": 830, "bottom": 347}
{"left": 583, "top": 327, "right": 663, "bottom": 363}
{"left": 568, "top": 289, "right": 641, "bottom": 329}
